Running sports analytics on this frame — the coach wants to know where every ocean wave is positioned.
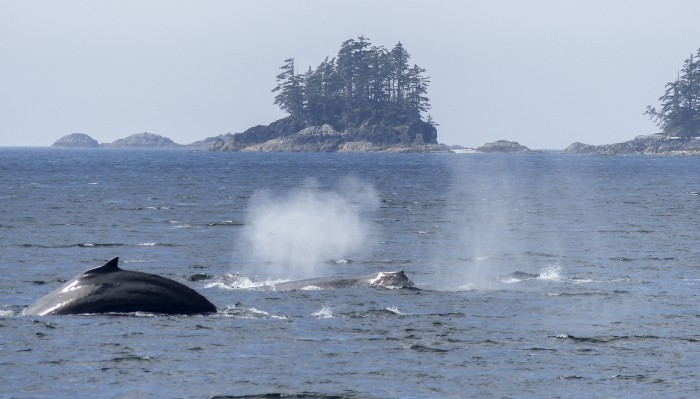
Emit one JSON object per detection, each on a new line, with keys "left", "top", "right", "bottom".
{"left": 402, "top": 344, "right": 448, "bottom": 353}
{"left": 311, "top": 307, "right": 334, "bottom": 318}
{"left": 538, "top": 265, "right": 562, "bottom": 281}
{"left": 384, "top": 306, "right": 406, "bottom": 316}
{"left": 205, "top": 274, "right": 276, "bottom": 290}
{"left": 207, "top": 220, "right": 245, "bottom": 227}
{"left": 553, "top": 334, "right": 660, "bottom": 344}
{"left": 220, "top": 305, "right": 288, "bottom": 320}
{"left": 17, "top": 242, "right": 179, "bottom": 248}
{"left": 18, "top": 243, "right": 125, "bottom": 248}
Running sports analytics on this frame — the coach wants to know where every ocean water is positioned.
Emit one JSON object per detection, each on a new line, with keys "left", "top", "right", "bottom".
{"left": 2, "top": 148, "right": 700, "bottom": 398}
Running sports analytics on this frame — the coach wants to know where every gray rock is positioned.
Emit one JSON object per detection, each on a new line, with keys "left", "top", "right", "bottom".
{"left": 565, "top": 134, "right": 700, "bottom": 155}
{"left": 103, "top": 132, "right": 182, "bottom": 148}
{"left": 51, "top": 133, "right": 100, "bottom": 148}
{"left": 207, "top": 117, "right": 444, "bottom": 153}
{"left": 186, "top": 133, "right": 236, "bottom": 149}
{"left": 476, "top": 140, "right": 536, "bottom": 153}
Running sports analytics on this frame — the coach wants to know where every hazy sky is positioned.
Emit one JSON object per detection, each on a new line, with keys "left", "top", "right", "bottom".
{"left": 2, "top": 0, "right": 700, "bottom": 149}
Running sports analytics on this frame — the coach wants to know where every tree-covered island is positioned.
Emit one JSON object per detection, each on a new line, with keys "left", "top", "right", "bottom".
{"left": 567, "top": 47, "right": 700, "bottom": 155}
{"left": 210, "top": 36, "right": 445, "bottom": 152}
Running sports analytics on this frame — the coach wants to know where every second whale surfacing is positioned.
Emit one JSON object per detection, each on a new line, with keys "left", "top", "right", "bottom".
{"left": 272, "top": 271, "right": 415, "bottom": 292}
{"left": 24, "top": 257, "right": 217, "bottom": 316}
{"left": 500, "top": 271, "right": 541, "bottom": 283}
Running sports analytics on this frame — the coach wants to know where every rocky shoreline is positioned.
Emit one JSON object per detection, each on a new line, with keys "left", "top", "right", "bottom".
{"left": 51, "top": 125, "right": 541, "bottom": 154}
{"left": 51, "top": 117, "right": 454, "bottom": 153}
{"left": 206, "top": 122, "right": 450, "bottom": 153}
{"left": 565, "top": 134, "right": 700, "bottom": 156}
{"left": 50, "top": 130, "right": 700, "bottom": 155}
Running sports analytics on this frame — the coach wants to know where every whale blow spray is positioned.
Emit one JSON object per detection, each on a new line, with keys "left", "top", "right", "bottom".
{"left": 243, "top": 178, "right": 379, "bottom": 278}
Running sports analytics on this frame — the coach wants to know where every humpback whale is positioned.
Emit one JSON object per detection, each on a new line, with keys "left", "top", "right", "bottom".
{"left": 500, "top": 271, "right": 541, "bottom": 282}
{"left": 24, "top": 257, "right": 216, "bottom": 316}
{"left": 272, "top": 271, "right": 415, "bottom": 291}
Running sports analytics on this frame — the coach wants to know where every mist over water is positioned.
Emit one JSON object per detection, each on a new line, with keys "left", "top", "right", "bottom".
{"left": 436, "top": 156, "right": 568, "bottom": 290}
{"left": 241, "top": 177, "right": 380, "bottom": 278}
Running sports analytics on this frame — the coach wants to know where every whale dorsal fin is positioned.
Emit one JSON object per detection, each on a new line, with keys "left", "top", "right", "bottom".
{"left": 82, "top": 257, "right": 121, "bottom": 275}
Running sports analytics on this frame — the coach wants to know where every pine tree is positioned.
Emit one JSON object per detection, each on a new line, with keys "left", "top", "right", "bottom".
{"left": 271, "top": 37, "right": 435, "bottom": 131}
{"left": 646, "top": 49, "right": 700, "bottom": 137}
{"left": 272, "top": 58, "right": 304, "bottom": 121}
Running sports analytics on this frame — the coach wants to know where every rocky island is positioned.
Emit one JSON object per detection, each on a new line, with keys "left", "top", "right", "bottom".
{"left": 51, "top": 132, "right": 188, "bottom": 149}
{"left": 476, "top": 140, "right": 537, "bottom": 154}
{"left": 51, "top": 133, "right": 100, "bottom": 148}
{"left": 208, "top": 36, "right": 445, "bottom": 153}
{"left": 207, "top": 117, "right": 446, "bottom": 153}
{"left": 565, "top": 134, "right": 700, "bottom": 155}
{"left": 102, "top": 132, "right": 182, "bottom": 148}
{"left": 567, "top": 48, "right": 700, "bottom": 156}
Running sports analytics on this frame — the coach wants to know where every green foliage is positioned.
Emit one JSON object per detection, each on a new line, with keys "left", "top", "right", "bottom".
{"left": 646, "top": 49, "right": 700, "bottom": 137}
{"left": 272, "top": 36, "right": 434, "bottom": 130}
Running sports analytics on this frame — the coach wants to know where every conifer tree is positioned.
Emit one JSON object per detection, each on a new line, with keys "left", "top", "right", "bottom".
{"left": 272, "top": 37, "right": 434, "bottom": 131}
{"left": 646, "top": 49, "right": 700, "bottom": 137}
{"left": 272, "top": 58, "right": 304, "bottom": 121}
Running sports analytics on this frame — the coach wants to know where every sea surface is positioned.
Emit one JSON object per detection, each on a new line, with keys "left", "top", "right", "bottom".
{"left": 2, "top": 148, "right": 700, "bottom": 398}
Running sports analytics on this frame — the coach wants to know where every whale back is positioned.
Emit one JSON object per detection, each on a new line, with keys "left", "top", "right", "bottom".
{"left": 24, "top": 257, "right": 216, "bottom": 316}
{"left": 81, "top": 256, "right": 121, "bottom": 275}
{"left": 369, "top": 271, "right": 414, "bottom": 288}
{"left": 273, "top": 270, "right": 415, "bottom": 291}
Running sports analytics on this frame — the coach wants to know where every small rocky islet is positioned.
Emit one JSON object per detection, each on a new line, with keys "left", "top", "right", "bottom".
{"left": 52, "top": 132, "right": 184, "bottom": 149}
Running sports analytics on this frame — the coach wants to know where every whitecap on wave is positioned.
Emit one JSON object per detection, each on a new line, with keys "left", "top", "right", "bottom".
{"left": 299, "top": 285, "right": 323, "bottom": 291}
{"left": 205, "top": 273, "right": 284, "bottom": 290}
{"left": 221, "top": 305, "right": 288, "bottom": 319}
{"left": 311, "top": 307, "right": 334, "bottom": 318}
{"left": 385, "top": 306, "right": 406, "bottom": 316}
{"left": 538, "top": 265, "right": 562, "bottom": 281}
{"left": 457, "top": 283, "right": 478, "bottom": 291}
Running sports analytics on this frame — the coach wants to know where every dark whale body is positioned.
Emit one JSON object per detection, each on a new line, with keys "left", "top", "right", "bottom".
{"left": 24, "top": 257, "right": 216, "bottom": 316}
{"left": 273, "top": 271, "right": 415, "bottom": 292}
{"left": 502, "top": 271, "right": 541, "bottom": 281}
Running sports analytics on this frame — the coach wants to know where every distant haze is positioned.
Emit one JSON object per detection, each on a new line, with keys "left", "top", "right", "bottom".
{"left": 1, "top": 0, "right": 699, "bottom": 149}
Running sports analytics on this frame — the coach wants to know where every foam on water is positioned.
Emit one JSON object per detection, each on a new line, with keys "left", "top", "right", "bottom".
{"left": 311, "top": 307, "right": 334, "bottom": 318}
{"left": 299, "top": 285, "right": 323, "bottom": 291}
{"left": 385, "top": 306, "right": 406, "bottom": 316}
{"left": 538, "top": 265, "right": 562, "bottom": 281}
{"left": 205, "top": 274, "right": 281, "bottom": 290}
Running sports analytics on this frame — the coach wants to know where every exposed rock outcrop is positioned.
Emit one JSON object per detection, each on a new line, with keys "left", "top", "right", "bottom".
{"left": 51, "top": 133, "right": 100, "bottom": 148}
{"left": 207, "top": 117, "right": 446, "bottom": 153}
{"left": 476, "top": 140, "right": 537, "bottom": 154}
{"left": 565, "top": 134, "right": 700, "bottom": 155}
{"left": 103, "top": 132, "right": 182, "bottom": 148}
{"left": 186, "top": 133, "right": 236, "bottom": 149}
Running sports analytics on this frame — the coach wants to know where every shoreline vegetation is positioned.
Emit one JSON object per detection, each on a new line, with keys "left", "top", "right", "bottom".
{"left": 50, "top": 44, "right": 700, "bottom": 155}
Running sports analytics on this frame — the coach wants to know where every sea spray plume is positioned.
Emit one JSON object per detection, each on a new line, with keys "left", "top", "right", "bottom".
{"left": 431, "top": 157, "right": 522, "bottom": 290}
{"left": 436, "top": 156, "right": 570, "bottom": 290}
{"left": 243, "top": 178, "right": 380, "bottom": 278}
